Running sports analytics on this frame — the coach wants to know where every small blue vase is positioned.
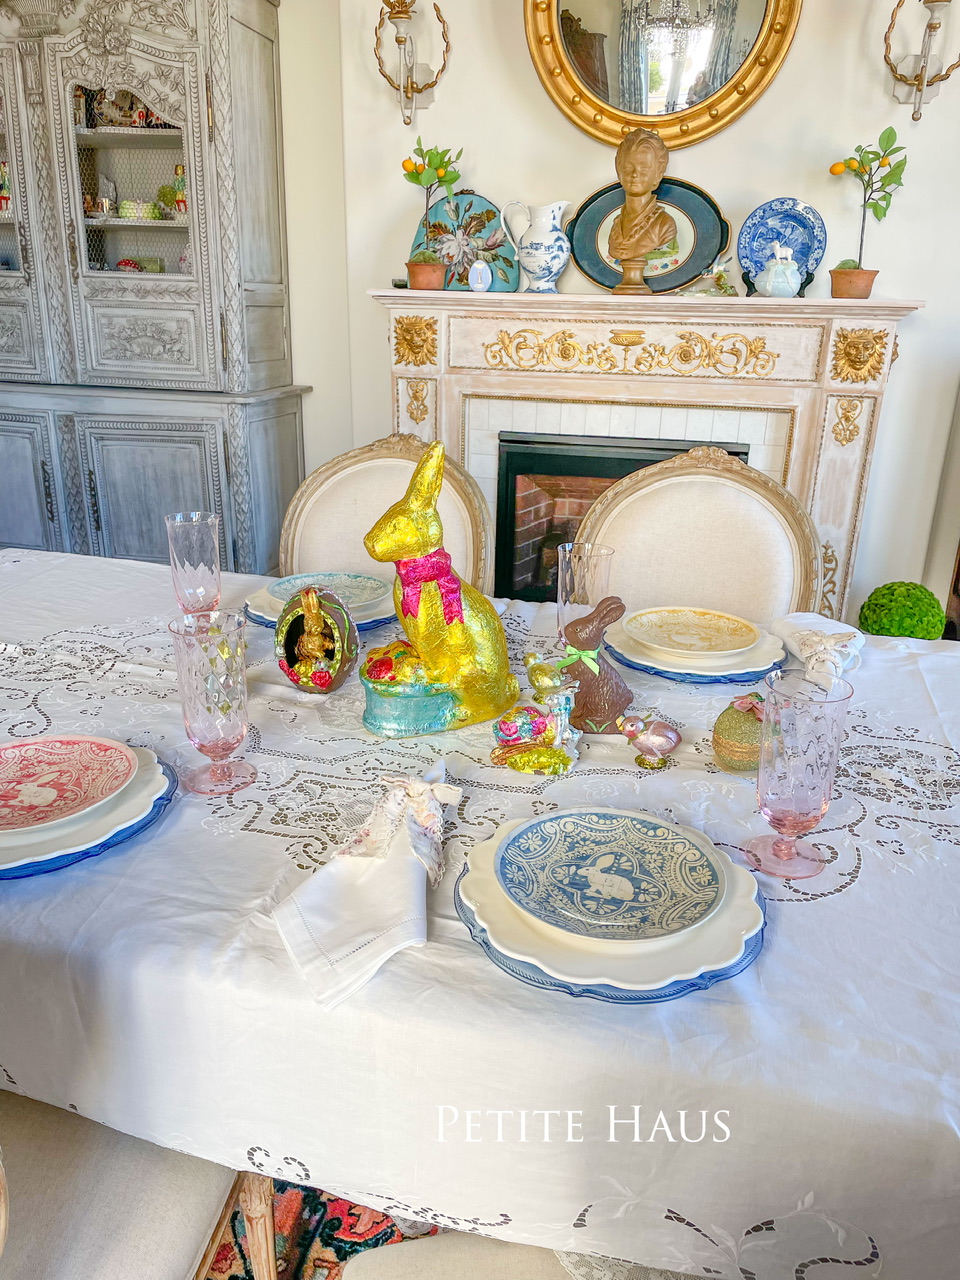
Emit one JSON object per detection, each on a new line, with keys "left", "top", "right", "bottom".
{"left": 501, "top": 201, "right": 570, "bottom": 294}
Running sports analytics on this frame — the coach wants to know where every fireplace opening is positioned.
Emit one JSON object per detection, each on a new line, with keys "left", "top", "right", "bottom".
{"left": 494, "top": 432, "right": 750, "bottom": 601}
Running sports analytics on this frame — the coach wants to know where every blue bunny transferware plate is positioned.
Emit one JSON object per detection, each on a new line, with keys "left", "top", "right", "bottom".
{"left": 0, "top": 762, "right": 177, "bottom": 879}
{"left": 604, "top": 638, "right": 784, "bottom": 686}
{"left": 455, "top": 871, "right": 765, "bottom": 1004}
{"left": 494, "top": 810, "right": 724, "bottom": 942}
{"left": 566, "top": 178, "right": 730, "bottom": 294}
{"left": 737, "top": 197, "right": 827, "bottom": 282}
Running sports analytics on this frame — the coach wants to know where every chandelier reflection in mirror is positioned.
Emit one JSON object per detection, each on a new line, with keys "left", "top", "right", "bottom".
{"left": 560, "top": 0, "right": 762, "bottom": 118}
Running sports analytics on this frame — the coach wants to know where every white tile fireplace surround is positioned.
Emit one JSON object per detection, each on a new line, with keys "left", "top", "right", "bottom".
{"left": 372, "top": 291, "right": 922, "bottom": 619}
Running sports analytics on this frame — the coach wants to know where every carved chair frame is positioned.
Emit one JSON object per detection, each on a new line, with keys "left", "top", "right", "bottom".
{"left": 279, "top": 433, "right": 494, "bottom": 593}
{"left": 576, "top": 446, "right": 822, "bottom": 613}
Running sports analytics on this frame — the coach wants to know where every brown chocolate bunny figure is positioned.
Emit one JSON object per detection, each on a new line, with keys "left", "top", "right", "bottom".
{"left": 561, "top": 597, "right": 633, "bottom": 734}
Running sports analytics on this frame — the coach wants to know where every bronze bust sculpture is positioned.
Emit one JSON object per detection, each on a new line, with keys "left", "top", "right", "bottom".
{"left": 608, "top": 127, "right": 676, "bottom": 295}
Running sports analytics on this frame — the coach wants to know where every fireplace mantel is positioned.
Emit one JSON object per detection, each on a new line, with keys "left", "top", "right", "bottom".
{"left": 371, "top": 289, "right": 923, "bottom": 619}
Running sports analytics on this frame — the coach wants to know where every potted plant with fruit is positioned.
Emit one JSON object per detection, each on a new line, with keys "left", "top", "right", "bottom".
{"left": 402, "top": 138, "right": 462, "bottom": 290}
{"left": 828, "top": 127, "right": 907, "bottom": 299}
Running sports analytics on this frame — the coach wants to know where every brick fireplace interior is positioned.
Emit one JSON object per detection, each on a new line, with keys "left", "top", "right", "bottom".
{"left": 495, "top": 432, "right": 749, "bottom": 600}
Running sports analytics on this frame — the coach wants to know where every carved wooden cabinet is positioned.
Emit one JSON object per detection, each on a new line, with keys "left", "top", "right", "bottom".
{"left": 0, "top": 0, "right": 304, "bottom": 571}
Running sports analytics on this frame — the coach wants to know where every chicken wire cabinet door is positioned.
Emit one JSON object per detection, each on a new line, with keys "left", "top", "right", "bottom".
{"left": 0, "top": 414, "right": 64, "bottom": 552}
{"left": 47, "top": 31, "right": 221, "bottom": 390}
{"left": 0, "top": 46, "right": 51, "bottom": 382}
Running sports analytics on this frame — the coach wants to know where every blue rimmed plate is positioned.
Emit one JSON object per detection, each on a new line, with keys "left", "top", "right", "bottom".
{"left": 738, "top": 197, "right": 827, "bottom": 283}
{"left": 455, "top": 870, "right": 765, "bottom": 1004}
{"left": 604, "top": 638, "right": 784, "bottom": 686}
{"left": 0, "top": 750, "right": 177, "bottom": 879}
{"left": 566, "top": 178, "right": 730, "bottom": 294}
{"left": 494, "top": 810, "right": 724, "bottom": 943}
{"left": 268, "top": 573, "right": 392, "bottom": 610}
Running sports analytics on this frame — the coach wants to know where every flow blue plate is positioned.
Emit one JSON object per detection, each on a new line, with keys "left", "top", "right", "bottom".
{"left": 738, "top": 197, "right": 827, "bottom": 282}
{"left": 455, "top": 870, "right": 765, "bottom": 1004}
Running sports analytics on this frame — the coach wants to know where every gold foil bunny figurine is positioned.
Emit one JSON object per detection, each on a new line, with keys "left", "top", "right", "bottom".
{"left": 364, "top": 442, "right": 520, "bottom": 728}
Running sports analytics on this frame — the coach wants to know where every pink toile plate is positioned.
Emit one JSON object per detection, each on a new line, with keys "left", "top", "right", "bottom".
{"left": 0, "top": 736, "right": 139, "bottom": 835}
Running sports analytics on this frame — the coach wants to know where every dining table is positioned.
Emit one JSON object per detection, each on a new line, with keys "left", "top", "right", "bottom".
{"left": 0, "top": 548, "right": 958, "bottom": 1280}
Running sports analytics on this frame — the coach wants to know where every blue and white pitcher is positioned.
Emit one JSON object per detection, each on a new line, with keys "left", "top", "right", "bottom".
{"left": 501, "top": 201, "right": 570, "bottom": 294}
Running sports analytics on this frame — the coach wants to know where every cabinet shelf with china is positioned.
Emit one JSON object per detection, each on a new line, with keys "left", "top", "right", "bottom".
{"left": 0, "top": 0, "right": 305, "bottom": 574}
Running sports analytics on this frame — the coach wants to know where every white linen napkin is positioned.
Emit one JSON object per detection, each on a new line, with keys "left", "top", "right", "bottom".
{"left": 271, "top": 763, "right": 461, "bottom": 1010}
{"left": 771, "top": 612, "right": 865, "bottom": 676}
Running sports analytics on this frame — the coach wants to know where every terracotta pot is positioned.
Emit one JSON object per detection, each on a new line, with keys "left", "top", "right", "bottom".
{"left": 406, "top": 261, "right": 447, "bottom": 291}
{"left": 830, "top": 268, "right": 879, "bottom": 300}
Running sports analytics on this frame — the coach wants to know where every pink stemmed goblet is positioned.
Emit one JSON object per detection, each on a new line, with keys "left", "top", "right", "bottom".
{"left": 746, "top": 669, "right": 853, "bottom": 879}
{"left": 165, "top": 512, "right": 221, "bottom": 614}
{"left": 168, "top": 610, "right": 257, "bottom": 795}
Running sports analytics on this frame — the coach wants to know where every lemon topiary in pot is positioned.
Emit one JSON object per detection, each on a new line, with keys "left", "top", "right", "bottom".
{"left": 858, "top": 581, "right": 945, "bottom": 640}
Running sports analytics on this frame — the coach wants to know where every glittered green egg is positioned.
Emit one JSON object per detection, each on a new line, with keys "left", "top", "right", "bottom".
{"left": 712, "top": 704, "right": 762, "bottom": 772}
{"left": 275, "top": 587, "right": 358, "bottom": 693}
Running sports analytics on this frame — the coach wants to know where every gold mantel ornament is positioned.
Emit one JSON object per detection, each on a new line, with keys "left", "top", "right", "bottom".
{"left": 394, "top": 315, "right": 438, "bottom": 367}
{"left": 523, "top": 0, "right": 802, "bottom": 150}
{"left": 832, "top": 398, "right": 864, "bottom": 447}
{"left": 832, "top": 328, "right": 888, "bottom": 384}
{"left": 483, "top": 328, "right": 780, "bottom": 379}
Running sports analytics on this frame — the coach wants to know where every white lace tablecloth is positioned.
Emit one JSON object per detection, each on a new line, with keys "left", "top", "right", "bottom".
{"left": 0, "top": 550, "right": 958, "bottom": 1280}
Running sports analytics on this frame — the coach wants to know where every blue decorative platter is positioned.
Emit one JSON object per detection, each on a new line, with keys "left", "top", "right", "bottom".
{"left": 268, "top": 573, "right": 391, "bottom": 609}
{"left": 245, "top": 604, "right": 394, "bottom": 633}
{"left": 410, "top": 190, "right": 520, "bottom": 292}
{"left": 605, "top": 639, "right": 783, "bottom": 686}
{"left": 737, "top": 197, "right": 827, "bottom": 282}
{"left": 0, "top": 762, "right": 177, "bottom": 880}
{"left": 494, "top": 810, "right": 723, "bottom": 942}
{"left": 566, "top": 178, "right": 730, "bottom": 294}
{"left": 455, "top": 871, "right": 765, "bottom": 1004}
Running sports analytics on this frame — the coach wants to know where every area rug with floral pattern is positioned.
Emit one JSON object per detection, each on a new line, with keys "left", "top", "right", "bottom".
{"left": 204, "top": 1181, "right": 437, "bottom": 1279}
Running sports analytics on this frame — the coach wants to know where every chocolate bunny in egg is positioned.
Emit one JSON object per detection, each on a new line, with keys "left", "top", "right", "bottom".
{"left": 561, "top": 597, "right": 633, "bottom": 734}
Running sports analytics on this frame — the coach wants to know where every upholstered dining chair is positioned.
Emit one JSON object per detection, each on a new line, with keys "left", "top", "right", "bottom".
{"left": 576, "top": 446, "right": 822, "bottom": 626}
{"left": 341, "top": 1230, "right": 687, "bottom": 1279}
{"left": 279, "top": 433, "right": 494, "bottom": 593}
{"left": 0, "top": 1090, "right": 274, "bottom": 1280}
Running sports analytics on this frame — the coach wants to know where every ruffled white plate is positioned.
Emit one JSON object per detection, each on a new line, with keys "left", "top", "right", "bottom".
{"left": 0, "top": 748, "right": 168, "bottom": 870}
{"left": 606, "top": 620, "right": 785, "bottom": 676}
{"left": 460, "top": 818, "right": 763, "bottom": 989}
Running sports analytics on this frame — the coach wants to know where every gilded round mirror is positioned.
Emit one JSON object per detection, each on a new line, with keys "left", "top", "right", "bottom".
{"left": 525, "top": 0, "right": 802, "bottom": 149}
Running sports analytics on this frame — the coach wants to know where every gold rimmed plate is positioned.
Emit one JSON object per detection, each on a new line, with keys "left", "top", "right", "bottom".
{"left": 623, "top": 607, "right": 760, "bottom": 659}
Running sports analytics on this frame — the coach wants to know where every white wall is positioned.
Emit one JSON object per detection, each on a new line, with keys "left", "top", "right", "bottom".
{"left": 276, "top": 0, "right": 353, "bottom": 473}
{"left": 279, "top": 0, "right": 960, "bottom": 619}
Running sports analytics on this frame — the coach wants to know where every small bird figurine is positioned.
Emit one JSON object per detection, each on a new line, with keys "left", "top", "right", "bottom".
{"left": 523, "top": 652, "right": 565, "bottom": 704}
{"left": 618, "top": 714, "right": 682, "bottom": 770}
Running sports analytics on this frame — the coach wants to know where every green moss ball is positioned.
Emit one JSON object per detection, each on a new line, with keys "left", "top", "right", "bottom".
{"left": 858, "top": 581, "right": 945, "bottom": 640}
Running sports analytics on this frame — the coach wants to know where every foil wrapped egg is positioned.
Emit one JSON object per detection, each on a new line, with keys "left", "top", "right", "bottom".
{"left": 493, "top": 705, "right": 555, "bottom": 747}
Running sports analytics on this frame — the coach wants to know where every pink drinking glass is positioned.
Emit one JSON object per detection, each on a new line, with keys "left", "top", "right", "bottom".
{"left": 746, "top": 669, "right": 853, "bottom": 879}
{"left": 165, "top": 512, "right": 221, "bottom": 614}
{"left": 168, "top": 610, "right": 257, "bottom": 795}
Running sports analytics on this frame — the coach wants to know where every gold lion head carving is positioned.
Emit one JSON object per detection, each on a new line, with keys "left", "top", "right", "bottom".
{"left": 832, "top": 328, "right": 887, "bottom": 384}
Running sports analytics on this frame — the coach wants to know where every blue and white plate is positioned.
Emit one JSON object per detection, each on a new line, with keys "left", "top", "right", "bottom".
{"left": 738, "top": 197, "right": 827, "bottom": 283}
{"left": 495, "top": 810, "right": 724, "bottom": 942}
{"left": 604, "top": 620, "right": 785, "bottom": 686}
{"left": 245, "top": 603, "right": 395, "bottom": 633}
{"left": 244, "top": 582, "right": 395, "bottom": 633}
{"left": 455, "top": 871, "right": 765, "bottom": 1004}
{"left": 0, "top": 749, "right": 176, "bottom": 879}
{"left": 268, "top": 573, "right": 392, "bottom": 610}
{"left": 604, "top": 639, "right": 784, "bottom": 686}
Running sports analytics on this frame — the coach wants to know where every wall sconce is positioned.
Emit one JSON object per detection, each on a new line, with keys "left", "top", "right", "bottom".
{"left": 884, "top": 0, "right": 959, "bottom": 120}
{"left": 374, "top": 1, "right": 451, "bottom": 126}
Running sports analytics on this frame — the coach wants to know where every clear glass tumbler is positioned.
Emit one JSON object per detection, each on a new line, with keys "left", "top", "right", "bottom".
{"left": 168, "top": 610, "right": 257, "bottom": 796}
{"left": 556, "top": 542, "right": 614, "bottom": 643}
{"left": 746, "top": 669, "right": 853, "bottom": 879}
{"left": 165, "top": 512, "right": 221, "bottom": 614}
